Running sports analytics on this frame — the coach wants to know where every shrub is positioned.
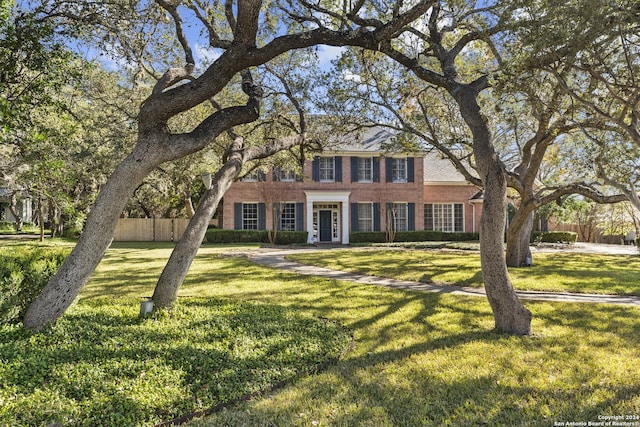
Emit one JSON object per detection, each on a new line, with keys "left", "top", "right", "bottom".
{"left": 205, "top": 229, "right": 306, "bottom": 245}
{"left": 0, "top": 221, "right": 38, "bottom": 234}
{"left": 272, "top": 231, "right": 308, "bottom": 245}
{"left": 0, "top": 246, "right": 69, "bottom": 325}
{"left": 350, "top": 232, "right": 387, "bottom": 243}
{"left": 205, "top": 229, "right": 241, "bottom": 243}
{"left": 531, "top": 231, "right": 577, "bottom": 244}
{"left": 351, "top": 230, "right": 479, "bottom": 243}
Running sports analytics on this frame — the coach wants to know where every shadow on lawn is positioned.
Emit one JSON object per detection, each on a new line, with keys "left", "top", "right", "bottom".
{"left": 74, "top": 252, "right": 640, "bottom": 426}
{"left": 187, "top": 257, "right": 640, "bottom": 426}
{"left": 196, "top": 299, "right": 640, "bottom": 426}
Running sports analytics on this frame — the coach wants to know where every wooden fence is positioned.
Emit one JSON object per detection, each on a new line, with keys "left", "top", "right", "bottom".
{"left": 113, "top": 218, "right": 191, "bottom": 242}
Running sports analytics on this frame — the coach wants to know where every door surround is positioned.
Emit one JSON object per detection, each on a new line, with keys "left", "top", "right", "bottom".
{"left": 304, "top": 191, "right": 351, "bottom": 244}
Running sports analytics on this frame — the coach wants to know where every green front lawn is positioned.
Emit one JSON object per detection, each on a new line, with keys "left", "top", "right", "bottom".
{"left": 1, "top": 243, "right": 639, "bottom": 426}
{"left": 288, "top": 249, "right": 640, "bottom": 296}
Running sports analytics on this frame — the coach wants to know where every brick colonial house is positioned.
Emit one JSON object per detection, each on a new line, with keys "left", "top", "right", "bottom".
{"left": 221, "top": 128, "right": 483, "bottom": 244}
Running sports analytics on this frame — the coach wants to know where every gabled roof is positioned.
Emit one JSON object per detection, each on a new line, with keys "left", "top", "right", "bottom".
{"left": 325, "top": 127, "right": 396, "bottom": 152}
{"left": 319, "top": 126, "right": 478, "bottom": 185}
{"left": 423, "top": 151, "right": 475, "bottom": 183}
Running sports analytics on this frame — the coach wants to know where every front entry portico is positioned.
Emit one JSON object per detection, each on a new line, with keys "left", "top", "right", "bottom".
{"left": 304, "top": 191, "right": 351, "bottom": 244}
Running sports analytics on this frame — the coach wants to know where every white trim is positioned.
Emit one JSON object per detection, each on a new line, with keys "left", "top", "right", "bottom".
{"left": 305, "top": 191, "right": 351, "bottom": 244}
{"left": 423, "top": 181, "right": 473, "bottom": 186}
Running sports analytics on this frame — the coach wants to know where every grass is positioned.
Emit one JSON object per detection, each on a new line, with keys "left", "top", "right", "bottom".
{"left": 2, "top": 241, "right": 640, "bottom": 426}
{"left": 0, "top": 243, "right": 349, "bottom": 426}
{"left": 287, "top": 248, "right": 640, "bottom": 296}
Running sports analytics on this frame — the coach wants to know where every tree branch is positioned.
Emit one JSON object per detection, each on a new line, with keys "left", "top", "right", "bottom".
{"left": 536, "top": 183, "right": 626, "bottom": 209}
{"left": 155, "top": 0, "right": 195, "bottom": 65}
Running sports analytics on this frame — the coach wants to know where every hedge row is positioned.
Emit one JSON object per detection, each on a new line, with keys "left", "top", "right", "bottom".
{"left": 0, "top": 246, "right": 69, "bottom": 325}
{"left": 205, "top": 229, "right": 308, "bottom": 245}
{"left": 531, "top": 231, "right": 578, "bottom": 243}
{"left": 350, "top": 230, "right": 480, "bottom": 243}
{"left": 0, "top": 221, "right": 38, "bottom": 233}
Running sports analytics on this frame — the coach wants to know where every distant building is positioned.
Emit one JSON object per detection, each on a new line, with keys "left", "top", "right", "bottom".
{"left": 0, "top": 188, "right": 32, "bottom": 224}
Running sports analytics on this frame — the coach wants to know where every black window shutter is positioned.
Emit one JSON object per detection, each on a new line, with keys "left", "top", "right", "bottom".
{"left": 272, "top": 168, "right": 280, "bottom": 182}
{"left": 373, "top": 203, "right": 381, "bottom": 231}
{"left": 295, "top": 203, "right": 304, "bottom": 231}
{"left": 312, "top": 157, "right": 320, "bottom": 182}
{"left": 335, "top": 156, "right": 342, "bottom": 182}
{"left": 408, "top": 203, "right": 416, "bottom": 231}
{"left": 407, "top": 158, "right": 415, "bottom": 183}
{"left": 274, "top": 202, "right": 281, "bottom": 230}
{"left": 351, "top": 157, "right": 358, "bottom": 182}
{"left": 385, "top": 157, "right": 392, "bottom": 182}
{"left": 351, "top": 203, "right": 359, "bottom": 232}
{"left": 373, "top": 157, "right": 380, "bottom": 182}
{"left": 258, "top": 170, "right": 266, "bottom": 182}
{"left": 258, "top": 203, "right": 266, "bottom": 230}
{"left": 234, "top": 203, "right": 242, "bottom": 230}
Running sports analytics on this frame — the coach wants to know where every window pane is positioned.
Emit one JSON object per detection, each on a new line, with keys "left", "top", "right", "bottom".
{"left": 424, "top": 204, "right": 433, "bottom": 230}
{"left": 242, "top": 170, "right": 259, "bottom": 182}
{"left": 280, "top": 169, "right": 296, "bottom": 181}
{"left": 433, "top": 204, "right": 452, "bottom": 232}
{"left": 429, "top": 203, "right": 463, "bottom": 232}
{"left": 280, "top": 203, "right": 296, "bottom": 231}
{"left": 392, "top": 158, "right": 407, "bottom": 182}
{"left": 243, "top": 203, "right": 258, "bottom": 230}
{"left": 357, "top": 203, "right": 373, "bottom": 232}
{"left": 393, "top": 203, "right": 408, "bottom": 231}
{"left": 454, "top": 203, "right": 464, "bottom": 232}
{"left": 357, "top": 158, "right": 372, "bottom": 182}
{"left": 319, "top": 157, "right": 334, "bottom": 181}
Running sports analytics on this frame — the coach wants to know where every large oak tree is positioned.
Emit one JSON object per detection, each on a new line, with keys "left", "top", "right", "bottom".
{"left": 23, "top": 0, "right": 436, "bottom": 330}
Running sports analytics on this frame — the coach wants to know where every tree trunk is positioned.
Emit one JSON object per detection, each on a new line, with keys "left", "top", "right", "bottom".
{"left": 152, "top": 133, "right": 305, "bottom": 308}
{"left": 183, "top": 189, "right": 196, "bottom": 219}
{"left": 152, "top": 138, "right": 244, "bottom": 308}
{"left": 38, "top": 196, "right": 45, "bottom": 242}
{"left": 505, "top": 210, "right": 534, "bottom": 267}
{"left": 453, "top": 85, "right": 532, "bottom": 335}
{"left": 22, "top": 83, "right": 262, "bottom": 329}
{"left": 22, "top": 146, "right": 160, "bottom": 329}
{"left": 9, "top": 192, "right": 24, "bottom": 232}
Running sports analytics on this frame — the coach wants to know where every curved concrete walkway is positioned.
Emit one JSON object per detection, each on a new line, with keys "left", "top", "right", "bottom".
{"left": 248, "top": 249, "right": 640, "bottom": 308}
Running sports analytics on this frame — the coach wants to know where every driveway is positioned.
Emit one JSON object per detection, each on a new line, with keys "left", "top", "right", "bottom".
{"left": 533, "top": 242, "right": 638, "bottom": 255}
{"left": 248, "top": 244, "right": 640, "bottom": 308}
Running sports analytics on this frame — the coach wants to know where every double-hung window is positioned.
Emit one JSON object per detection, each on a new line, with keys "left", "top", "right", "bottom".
{"left": 425, "top": 203, "right": 464, "bottom": 232}
{"left": 279, "top": 203, "right": 296, "bottom": 231}
{"left": 391, "top": 203, "right": 408, "bottom": 232}
{"left": 242, "top": 170, "right": 260, "bottom": 182}
{"left": 319, "top": 157, "right": 335, "bottom": 182}
{"left": 357, "top": 158, "right": 373, "bottom": 182}
{"left": 242, "top": 203, "right": 259, "bottom": 230}
{"left": 279, "top": 169, "right": 296, "bottom": 182}
{"left": 357, "top": 203, "right": 373, "bottom": 232}
{"left": 391, "top": 158, "right": 407, "bottom": 182}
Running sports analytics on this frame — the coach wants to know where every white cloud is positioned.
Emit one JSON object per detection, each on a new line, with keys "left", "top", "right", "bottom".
{"left": 317, "top": 45, "right": 346, "bottom": 70}
{"left": 342, "top": 69, "right": 361, "bottom": 82}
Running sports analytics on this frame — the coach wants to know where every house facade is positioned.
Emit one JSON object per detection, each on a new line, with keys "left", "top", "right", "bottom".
{"left": 221, "top": 128, "right": 483, "bottom": 244}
